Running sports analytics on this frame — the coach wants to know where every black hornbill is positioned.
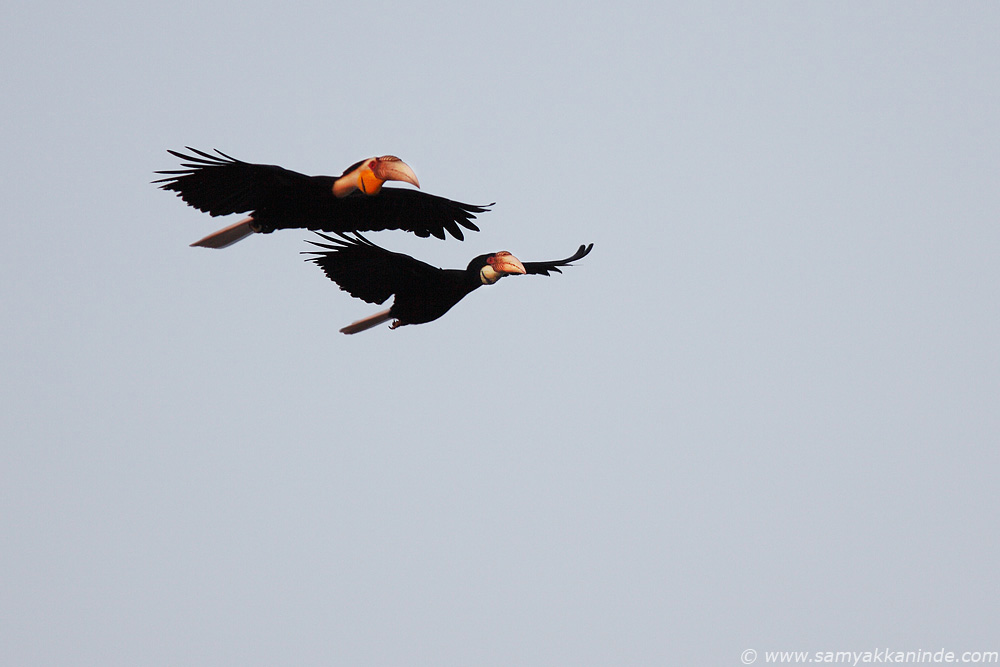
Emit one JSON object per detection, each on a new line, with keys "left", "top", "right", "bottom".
{"left": 154, "top": 148, "right": 491, "bottom": 248}
{"left": 304, "top": 232, "right": 594, "bottom": 334}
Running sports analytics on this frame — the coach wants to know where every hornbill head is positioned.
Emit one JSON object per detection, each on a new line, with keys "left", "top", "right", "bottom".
{"left": 333, "top": 156, "right": 420, "bottom": 197}
{"left": 474, "top": 251, "right": 527, "bottom": 285}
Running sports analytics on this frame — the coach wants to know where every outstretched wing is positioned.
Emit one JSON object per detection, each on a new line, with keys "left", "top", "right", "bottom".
{"left": 327, "top": 187, "right": 488, "bottom": 241}
{"left": 522, "top": 244, "right": 594, "bottom": 276}
{"left": 153, "top": 147, "right": 313, "bottom": 217}
{"left": 302, "top": 232, "right": 443, "bottom": 305}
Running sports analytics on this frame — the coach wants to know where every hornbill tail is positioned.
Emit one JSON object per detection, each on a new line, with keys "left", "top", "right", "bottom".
{"left": 190, "top": 217, "right": 256, "bottom": 248}
{"left": 340, "top": 308, "right": 393, "bottom": 335}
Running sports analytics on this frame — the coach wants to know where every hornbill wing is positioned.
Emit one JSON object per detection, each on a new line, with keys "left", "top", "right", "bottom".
{"left": 153, "top": 147, "right": 313, "bottom": 217}
{"left": 302, "top": 232, "right": 442, "bottom": 305}
{"left": 522, "top": 243, "right": 595, "bottom": 276}
{"left": 327, "top": 187, "right": 489, "bottom": 241}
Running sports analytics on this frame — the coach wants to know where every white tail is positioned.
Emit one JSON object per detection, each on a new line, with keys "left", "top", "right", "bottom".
{"left": 340, "top": 309, "right": 393, "bottom": 334}
{"left": 190, "top": 217, "right": 256, "bottom": 248}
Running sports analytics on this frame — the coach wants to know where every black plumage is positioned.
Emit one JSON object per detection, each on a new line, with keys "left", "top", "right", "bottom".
{"left": 155, "top": 148, "right": 491, "bottom": 246}
{"left": 304, "top": 232, "right": 594, "bottom": 334}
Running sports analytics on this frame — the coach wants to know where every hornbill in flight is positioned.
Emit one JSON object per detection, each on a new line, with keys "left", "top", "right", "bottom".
{"left": 304, "top": 232, "right": 594, "bottom": 334}
{"left": 155, "top": 148, "right": 491, "bottom": 248}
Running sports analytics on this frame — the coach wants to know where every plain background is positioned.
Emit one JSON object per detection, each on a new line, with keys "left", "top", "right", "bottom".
{"left": 2, "top": 1, "right": 998, "bottom": 664}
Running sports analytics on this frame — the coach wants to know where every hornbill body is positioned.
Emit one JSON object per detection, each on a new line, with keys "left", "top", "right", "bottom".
{"left": 155, "top": 148, "right": 491, "bottom": 247}
{"left": 304, "top": 232, "right": 594, "bottom": 334}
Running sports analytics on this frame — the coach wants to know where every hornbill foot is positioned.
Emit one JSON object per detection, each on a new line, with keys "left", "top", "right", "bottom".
{"left": 390, "top": 320, "right": 403, "bottom": 330}
{"left": 249, "top": 221, "right": 274, "bottom": 234}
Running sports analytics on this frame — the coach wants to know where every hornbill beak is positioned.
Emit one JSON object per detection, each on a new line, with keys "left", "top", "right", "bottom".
{"left": 481, "top": 251, "right": 527, "bottom": 284}
{"left": 360, "top": 155, "right": 420, "bottom": 194}
{"left": 333, "top": 155, "right": 421, "bottom": 197}
{"left": 492, "top": 251, "right": 526, "bottom": 275}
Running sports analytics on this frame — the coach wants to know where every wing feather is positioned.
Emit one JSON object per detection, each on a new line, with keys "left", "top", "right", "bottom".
{"left": 522, "top": 244, "right": 594, "bottom": 276}
{"left": 321, "top": 188, "right": 488, "bottom": 241}
{"left": 302, "top": 232, "right": 443, "bottom": 305}
{"left": 154, "top": 148, "right": 312, "bottom": 217}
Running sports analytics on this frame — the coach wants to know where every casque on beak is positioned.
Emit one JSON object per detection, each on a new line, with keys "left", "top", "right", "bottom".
{"left": 359, "top": 155, "right": 420, "bottom": 194}
{"left": 480, "top": 251, "right": 526, "bottom": 285}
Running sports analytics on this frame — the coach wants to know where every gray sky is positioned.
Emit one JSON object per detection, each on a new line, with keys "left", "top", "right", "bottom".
{"left": 2, "top": 1, "right": 998, "bottom": 664}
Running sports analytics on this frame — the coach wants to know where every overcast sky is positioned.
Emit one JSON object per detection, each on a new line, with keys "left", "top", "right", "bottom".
{"left": 2, "top": 1, "right": 998, "bottom": 665}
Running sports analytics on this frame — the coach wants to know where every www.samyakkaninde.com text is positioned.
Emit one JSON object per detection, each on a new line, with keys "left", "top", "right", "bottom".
{"left": 740, "top": 648, "right": 998, "bottom": 665}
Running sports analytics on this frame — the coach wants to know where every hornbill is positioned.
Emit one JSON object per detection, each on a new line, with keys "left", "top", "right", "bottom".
{"left": 304, "top": 232, "right": 594, "bottom": 334}
{"left": 154, "top": 148, "right": 491, "bottom": 248}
